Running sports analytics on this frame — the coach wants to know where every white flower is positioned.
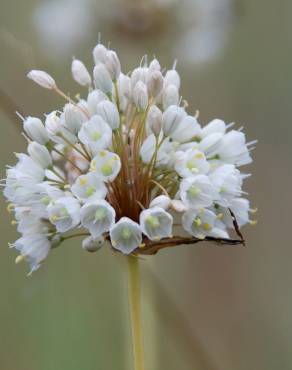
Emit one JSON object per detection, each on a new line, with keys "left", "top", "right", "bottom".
{"left": 200, "top": 119, "right": 227, "bottom": 138}
{"left": 164, "top": 68, "right": 181, "bottom": 89}
{"left": 48, "top": 196, "right": 80, "bottom": 232}
{"left": 162, "top": 84, "right": 179, "bottom": 109}
{"left": 149, "top": 195, "right": 171, "bottom": 210}
{"left": 147, "top": 70, "right": 164, "bottom": 98}
{"left": 182, "top": 208, "right": 217, "bottom": 239}
{"left": 15, "top": 153, "right": 45, "bottom": 182}
{"left": 93, "top": 43, "right": 108, "bottom": 65}
{"left": 87, "top": 90, "right": 108, "bottom": 115}
{"left": 78, "top": 115, "right": 112, "bottom": 155}
{"left": 90, "top": 150, "right": 121, "bottom": 182}
{"left": 180, "top": 175, "right": 218, "bottom": 208}
{"left": 133, "top": 81, "right": 148, "bottom": 111}
{"left": 93, "top": 63, "right": 113, "bottom": 95}
{"left": 96, "top": 101, "right": 120, "bottom": 130}
{"left": 82, "top": 235, "right": 105, "bottom": 252}
{"left": 104, "top": 50, "right": 121, "bottom": 81}
{"left": 63, "top": 103, "right": 87, "bottom": 134}
{"left": 140, "top": 207, "right": 173, "bottom": 240}
{"left": 28, "top": 142, "right": 52, "bottom": 169}
{"left": 110, "top": 217, "right": 142, "bottom": 254}
{"left": 81, "top": 200, "right": 116, "bottom": 238}
{"left": 71, "top": 59, "right": 91, "bottom": 86}
{"left": 171, "top": 115, "right": 201, "bottom": 143}
{"left": 12, "top": 234, "right": 51, "bottom": 274}
{"left": 146, "top": 105, "right": 162, "bottom": 136}
{"left": 23, "top": 117, "right": 49, "bottom": 144}
{"left": 71, "top": 172, "right": 107, "bottom": 202}
{"left": 131, "top": 67, "right": 148, "bottom": 90}
{"left": 175, "top": 148, "right": 210, "bottom": 177}
{"left": 216, "top": 198, "right": 251, "bottom": 228}
{"left": 162, "top": 105, "right": 186, "bottom": 137}
{"left": 140, "top": 134, "right": 175, "bottom": 166}
{"left": 27, "top": 70, "right": 56, "bottom": 89}
{"left": 209, "top": 164, "right": 243, "bottom": 207}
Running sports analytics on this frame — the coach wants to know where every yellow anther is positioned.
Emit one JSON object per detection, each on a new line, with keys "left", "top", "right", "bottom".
{"left": 194, "top": 218, "right": 202, "bottom": 226}
{"left": 195, "top": 153, "right": 204, "bottom": 159}
{"left": 139, "top": 243, "right": 146, "bottom": 249}
{"left": 250, "top": 207, "right": 258, "bottom": 214}
{"left": 198, "top": 208, "right": 205, "bottom": 214}
{"left": 15, "top": 255, "right": 25, "bottom": 264}
{"left": 112, "top": 240, "right": 116, "bottom": 247}
{"left": 50, "top": 215, "right": 59, "bottom": 223}
{"left": 216, "top": 213, "right": 224, "bottom": 220}
{"left": 79, "top": 177, "right": 88, "bottom": 186}
{"left": 249, "top": 220, "right": 258, "bottom": 226}
{"left": 90, "top": 160, "right": 96, "bottom": 172}
{"left": 202, "top": 223, "right": 212, "bottom": 231}
{"left": 11, "top": 220, "right": 17, "bottom": 226}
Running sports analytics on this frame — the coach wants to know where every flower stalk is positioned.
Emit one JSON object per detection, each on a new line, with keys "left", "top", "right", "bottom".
{"left": 127, "top": 256, "right": 145, "bottom": 370}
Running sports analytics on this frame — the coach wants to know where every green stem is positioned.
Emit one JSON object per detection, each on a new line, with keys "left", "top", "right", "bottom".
{"left": 127, "top": 256, "right": 145, "bottom": 370}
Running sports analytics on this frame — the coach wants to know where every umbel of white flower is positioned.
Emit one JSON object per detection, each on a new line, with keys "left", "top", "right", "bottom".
{"left": 2, "top": 42, "right": 257, "bottom": 274}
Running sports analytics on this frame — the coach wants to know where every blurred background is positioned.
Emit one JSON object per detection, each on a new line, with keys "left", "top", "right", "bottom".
{"left": 0, "top": 0, "right": 291, "bottom": 369}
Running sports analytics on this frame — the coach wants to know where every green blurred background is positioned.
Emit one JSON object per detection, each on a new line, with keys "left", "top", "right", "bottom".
{"left": 0, "top": 0, "right": 291, "bottom": 369}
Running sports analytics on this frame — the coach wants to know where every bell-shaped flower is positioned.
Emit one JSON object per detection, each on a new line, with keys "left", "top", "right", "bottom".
{"left": 87, "top": 90, "right": 108, "bottom": 115}
{"left": 23, "top": 117, "right": 49, "bottom": 145}
{"left": 104, "top": 50, "right": 121, "bottom": 81}
{"left": 71, "top": 172, "right": 107, "bottom": 202}
{"left": 93, "top": 43, "right": 108, "bottom": 64}
{"left": 109, "top": 217, "right": 142, "bottom": 254}
{"left": 78, "top": 115, "right": 112, "bottom": 155}
{"left": 182, "top": 208, "right": 217, "bottom": 239}
{"left": 163, "top": 84, "right": 179, "bottom": 109}
{"left": 149, "top": 195, "right": 171, "bottom": 210}
{"left": 48, "top": 196, "right": 80, "bottom": 233}
{"left": 12, "top": 234, "right": 51, "bottom": 274}
{"left": 175, "top": 148, "right": 210, "bottom": 178}
{"left": 28, "top": 142, "right": 52, "bottom": 169}
{"left": 162, "top": 105, "right": 186, "bottom": 137}
{"left": 180, "top": 175, "right": 219, "bottom": 209}
{"left": 209, "top": 164, "right": 243, "bottom": 207}
{"left": 81, "top": 200, "right": 116, "bottom": 238}
{"left": 96, "top": 101, "right": 120, "bottom": 130}
{"left": 164, "top": 69, "right": 181, "bottom": 89}
{"left": 90, "top": 150, "right": 121, "bottom": 182}
{"left": 200, "top": 119, "right": 227, "bottom": 138}
{"left": 63, "top": 103, "right": 87, "bottom": 135}
{"left": 170, "top": 115, "right": 201, "bottom": 143}
{"left": 93, "top": 63, "right": 113, "bottom": 95}
{"left": 140, "top": 207, "right": 173, "bottom": 241}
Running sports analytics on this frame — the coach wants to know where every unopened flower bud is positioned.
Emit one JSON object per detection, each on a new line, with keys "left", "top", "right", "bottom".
{"left": 27, "top": 70, "right": 56, "bottom": 89}
{"left": 131, "top": 67, "right": 148, "bottom": 90}
{"left": 93, "top": 43, "right": 108, "bottom": 64}
{"left": 171, "top": 199, "right": 187, "bottom": 213}
{"left": 163, "top": 84, "right": 179, "bottom": 109}
{"left": 133, "top": 81, "right": 148, "bottom": 111}
{"left": 147, "top": 105, "right": 162, "bottom": 136}
{"left": 24, "top": 117, "right": 49, "bottom": 144}
{"left": 45, "top": 111, "right": 61, "bottom": 136}
{"left": 28, "top": 142, "right": 52, "bottom": 168}
{"left": 104, "top": 50, "right": 121, "bottom": 81}
{"left": 149, "top": 58, "right": 161, "bottom": 72}
{"left": 82, "top": 235, "right": 105, "bottom": 252}
{"left": 164, "top": 69, "right": 181, "bottom": 89}
{"left": 93, "top": 63, "right": 113, "bottom": 95}
{"left": 96, "top": 101, "right": 120, "bottom": 130}
{"left": 162, "top": 105, "right": 186, "bottom": 136}
{"left": 149, "top": 195, "right": 171, "bottom": 210}
{"left": 63, "top": 103, "right": 87, "bottom": 134}
{"left": 71, "top": 59, "right": 92, "bottom": 86}
{"left": 147, "top": 70, "right": 164, "bottom": 98}
{"left": 87, "top": 90, "right": 108, "bottom": 114}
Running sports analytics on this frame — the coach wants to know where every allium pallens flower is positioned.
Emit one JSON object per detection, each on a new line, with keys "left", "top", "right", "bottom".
{"left": 2, "top": 42, "right": 257, "bottom": 274}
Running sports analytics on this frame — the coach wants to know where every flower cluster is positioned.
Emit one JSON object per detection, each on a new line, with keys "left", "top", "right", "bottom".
{"left": 2, "top": 42, "right": 256, "bottom": 274}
